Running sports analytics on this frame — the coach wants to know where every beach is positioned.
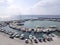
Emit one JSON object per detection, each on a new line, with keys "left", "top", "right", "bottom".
{"left": 0, "top": 32, "right": 25, "bottom": 45}
{"left": 0, "top": 32, "right": 60, "bottom": 45}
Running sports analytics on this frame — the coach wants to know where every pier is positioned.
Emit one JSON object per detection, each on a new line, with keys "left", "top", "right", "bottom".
{"left": 9, "top": 21, "right": 60, "bottom": 33}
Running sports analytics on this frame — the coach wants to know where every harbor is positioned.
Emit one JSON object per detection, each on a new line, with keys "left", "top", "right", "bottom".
{"left": 0, "top": 17, "right": 60, "bottom": 45}
{"left": 0, "top": 0, "right": 60, "bottom": 44}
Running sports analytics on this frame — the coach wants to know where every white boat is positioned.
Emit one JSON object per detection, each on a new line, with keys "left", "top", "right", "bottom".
{"left": 29, "top": 35, "right": 33, "bottom": 39}
{"left": 25, "top": 39, "right": 29, "bottom": 43}
{"left": 20, "top": 34, "right": 24, "bottom": 40}
{"left": 15, "top": 34, "right": 20, "bottom": 38}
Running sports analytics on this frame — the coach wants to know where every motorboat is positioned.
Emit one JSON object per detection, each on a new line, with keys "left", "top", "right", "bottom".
{"left": 20, "top": 34, "right": 24, "bottom": 40}
{"left": 25, "top": 39, "right": 29, "bottom": 43}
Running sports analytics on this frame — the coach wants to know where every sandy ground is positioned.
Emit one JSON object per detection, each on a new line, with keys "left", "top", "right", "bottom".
{"left": 0, "top": 32, "right": 60, "bottom": 45}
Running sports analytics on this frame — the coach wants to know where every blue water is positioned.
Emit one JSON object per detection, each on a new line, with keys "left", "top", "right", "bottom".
{"left": 13, "top": 15, "right": 60, "bottom": 20}
{"left": 0, "top": 15, "right": 60, "bottom": 21}
{"left": 24, "top": 20, "right": 60, "bottom": 28}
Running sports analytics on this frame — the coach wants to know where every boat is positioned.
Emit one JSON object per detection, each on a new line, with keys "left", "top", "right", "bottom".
{"left": 8, "top": 31, "right": 14, "bottom": 35}
{"left": 29, "top": 35, "right": 33, "bottom": 39}
{"left": 38, "top": 38, "right": 42, "bottom": 42}
{"left": 19, "top": 34, "right": 24, "bottom": 40}
{"left": 15, "top": 34, "right": 20, "bottom": 38}
{"left": 9, "top": 35, "right": 15, "bottom": 39}
{"left": 47, "top": 37, "right": 53, "bottom": 41}
{"left": 49, "top": 26, "right": 57, "bottom": 28}
{"left": 43, "top": 38, "right": 46, "bottom": 42}
{"left": 33, "top": 36, "right": 38, "bottom": 43}
{"left": 0, "top": 29, "right": 5, "bottom": 32}
{"left": 25, "top": 39, "right": 29, "bottom": 43}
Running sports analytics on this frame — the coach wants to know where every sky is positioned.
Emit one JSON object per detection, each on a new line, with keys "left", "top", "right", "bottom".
{"left": 0, "top": 0, "right": 60, "bottom": 17}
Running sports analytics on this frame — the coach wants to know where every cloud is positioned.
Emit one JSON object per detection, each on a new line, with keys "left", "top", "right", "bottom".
{"left": 28, "top": 0, "right": 60, "bottom": 15}
{"left": 0, "top": 0, "right": 60, "bottom": 16}
{"left": 0, "top": 0, "right": 21, "bottom": 16}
